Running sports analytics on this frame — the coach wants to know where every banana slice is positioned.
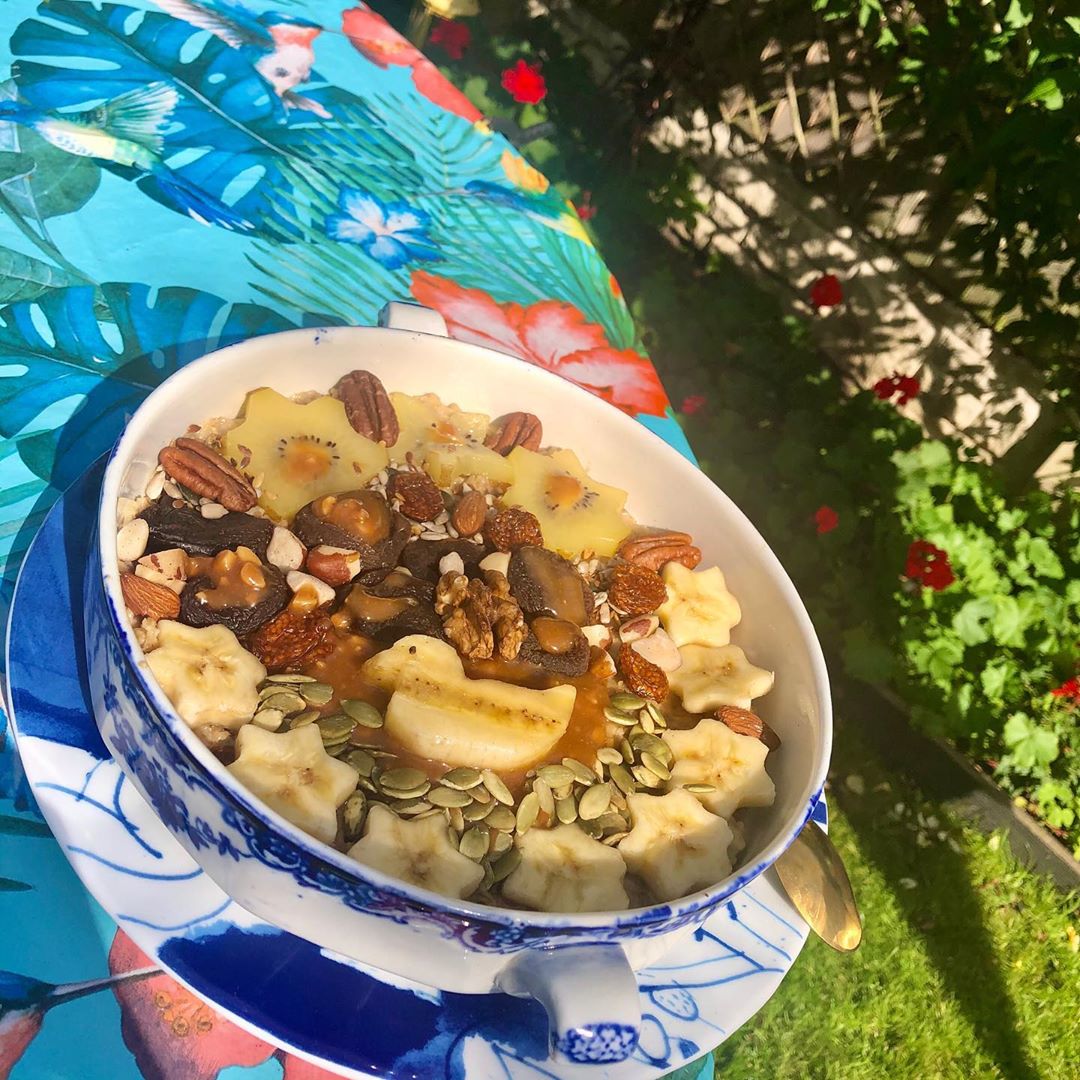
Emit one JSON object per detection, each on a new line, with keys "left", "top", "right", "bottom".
{"left": 348, "top": 804, "right": 484, "bottom": 899}
{"left": 657, "top": 564, "right": 741, "bottom": 648}
{"left": 145, "top": 620, "right": 265, "bottom": 729}
{"left": 662, "top": 718, "right": 775, "bottom": 818}
{"left": 620, "top": 789, "right": 734, "bottom": 902}
{"left": 503, "top": 824, "right": 630, "bottom": 913}
{"left": 363, "top": 635, "right": 576, "bottom": 770}
{"left": 228, "top": 724, "right": 358, "bottom": 845}
{"left": 667, "top": 643, "right": 774, "bottom": 713}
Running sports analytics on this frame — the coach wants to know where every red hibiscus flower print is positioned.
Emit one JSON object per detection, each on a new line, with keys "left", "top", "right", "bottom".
{"left": 809, "top": 273, "right": 843, "bottom": 309}
{"left": 109, "top": 931, "right": 275, "bottom": 1079}
{"left": 411, "top": 271, "right": 670, "bottom": 416}
{"left": 1051, "top": 678, "right": 1080, "bottom": 701}
{"left": 574, "top": 191, "right": 596, "bottom": 221}
{"left": 430, "top": 19, "right": 470, "bottom": 60}
{"left": 409, "top": 58, "right": 483, "bottom": 121}
{"left": 873, "top": 373, "right": 921, "bottom": 405}
{"left": 905, "top": 539, "right": 955, "bottom": 591}
{"left": 681, "top": 394, "right": 706, "bottom": 416}
{"left": 502, "top": 59, "right": 547, "bottom": 104}
{"left": 814, "top": 506, "right": 839, "bottom": 534}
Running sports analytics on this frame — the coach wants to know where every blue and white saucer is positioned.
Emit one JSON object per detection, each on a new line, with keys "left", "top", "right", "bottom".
{"left": 5, "top": 461, "right": 822, "bottom": 1079}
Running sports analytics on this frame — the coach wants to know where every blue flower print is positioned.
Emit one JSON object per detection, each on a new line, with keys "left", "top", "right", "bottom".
{"left": 326, "top": 188, "right": 440, "bottom": 269}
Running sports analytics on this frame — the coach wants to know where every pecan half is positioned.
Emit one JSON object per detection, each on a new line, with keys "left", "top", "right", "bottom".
{"left": 332, "top": 370, "right": 399, "bottom": 445}
{"left": 388, "top": 470, "right": 444, "bottom": 522}
{"left": 609, "top": 562, "right": 668, "bottom": 615}
{"left": 618, "top": 530, "right": 702, "bottom": 572}
{"left": 617, "top": 642, "right": 668, "bottom": 701}
{"left": 158, "top": 438, "right": 256, "bottom": 512}
{"left": 485, "top": 506, "right": 543, "bottom": 551}
{"left": 121, "top": 572, "right": 181, "bottom": 621}
{"left": 485, "top": 412, "right": 543, "bottom": 455}
{"left": 716, "top": 705, "right": 781, "bottom": 751}
{"left": 451, "top": 490, "right": 487, "bottom": 536}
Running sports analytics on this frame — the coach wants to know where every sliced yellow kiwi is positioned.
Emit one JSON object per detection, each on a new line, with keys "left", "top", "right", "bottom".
{"left": 422, "top": 443, "right": 513, "bottom": 489}
{"left": 502, "top": 447, "right": 632, "bottom": 557}
{"left": 223, "top": 389, "right": 388, "bottom": 521}
{"left": 389, "top": 392, "right": 490, "bottom": 462}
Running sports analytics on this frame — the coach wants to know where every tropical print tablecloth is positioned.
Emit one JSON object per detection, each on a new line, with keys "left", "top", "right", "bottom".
{"left": 0, "top": 1, "right": 701, "bottom": 1076}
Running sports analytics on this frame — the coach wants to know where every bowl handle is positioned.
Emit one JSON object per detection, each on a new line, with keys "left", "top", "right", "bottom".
{"left": 498, "top": 945, "right": 640, "bottom": 1066}
{"left": 378, "top": 300, "right": 449, "bottom": 337}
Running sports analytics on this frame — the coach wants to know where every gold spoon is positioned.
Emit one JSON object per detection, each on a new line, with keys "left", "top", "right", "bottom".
{"left": 774, "top": 819, "right": 863, "bottom": 952}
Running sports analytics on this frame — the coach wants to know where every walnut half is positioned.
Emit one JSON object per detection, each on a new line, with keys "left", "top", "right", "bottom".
{"left": 436, "top": 570, "right": 526, "bottom": 661}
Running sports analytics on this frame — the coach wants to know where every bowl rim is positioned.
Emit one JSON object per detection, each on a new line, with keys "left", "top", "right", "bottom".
{"left": 98, "top": 322, "right": 832, "bottom": 931}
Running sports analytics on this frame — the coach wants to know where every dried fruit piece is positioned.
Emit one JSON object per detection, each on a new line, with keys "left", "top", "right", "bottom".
{"left": 388, "top": 470, "right": 444, "bottom": 522}
{"left": 485, "top": 506, "right": 543, "bottom": 552}
{"left": 248, "top": 608, "right": 334, "bottom": 670}
{"left": 337, "top": 571, "right": 443, "bottom": 642}
{"left": 485, "top": 412, "right": 543, "bottom": 455}
{"left": 179, "top": 549, "right": 290, "bottom": 636}
{"left": 121, "top": 572, "right": 181, "bottom": 620}
{"left": 140, "top": 496, "right": 273, "bottom": 559}
{"left": 609, "top": 562, "right": 667, "bottom": 615}
{"left": 716, "top": 704, "right": 781, "bottom": 752}
{"left": 292, "top": 491, "right": 410, "bottom": 570}
{"left": 400, "top": 537, "right": 487, "bottom": 581}
{"left": 451, "top": 490, "right": 487, "bottom": 536}
{"left": 517, "top": 618, "right": 590, "bottom": 677}
{"left": 507, "top": 545, "right": 593, "bottom": 624}
{"left": 618, "top": 643, "right": 668, "bottom": 701}
{"left": 159, "top": 438, "right": 257, "bottom": 512}
{"left": 331, "top": 369, "right": 400, "bottom": 445}
{"left": 618, "top": 530, "right": 702, "bottom": 573}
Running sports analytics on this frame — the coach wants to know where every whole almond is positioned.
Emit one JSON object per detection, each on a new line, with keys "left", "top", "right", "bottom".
{"left": 716, "top": 705, "right": 781, "bottom": 751}
{"left": 158, "top": 438, "right": 256, "bottom": 512}
{"left": 305, "top": 545, "right": 361, "bottom": 586}
{"left": 332, "top": 370, "right": 399, "bottom": 445}
{"left": 121, "top": 572, "right": 181, "bottom": 621}
{"left": 451, "top": 491, "right": 487, "bottom": 536}
{"left": 485, "top": 412, "right": 543, "bottom": 455}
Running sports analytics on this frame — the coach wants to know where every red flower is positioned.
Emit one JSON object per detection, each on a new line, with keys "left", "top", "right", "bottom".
{"left": 873, "top": 376, "right": 897, "bottom": 400}
{"left": 680, "top": 394, "right": 706, "bottom": 416}
{"left": 814, "top": 506, "right": 839, "bottom": 534}
{"left": 409, "top": 58, "right": 483, "bottom": 121}
{"left": 1051, "top": 678, "right": 1080, "bottom": 701}
{"left": 574, "top": 190, "right": 596, "bottom": 221}
{"left": 108, "top": 931, "right": 275, "bottom": 1079}
{"left": 429, "top": 19, "right": 470, "bottom": 60}
{"left": 894, "top": 374, "right": 920, "bottom": 405}
{"left": 809, "top": 273, "right": 843, "bottom": 310}
{"left": 411, "top": 271, "right": 670, "bottom": 416}
{"left": 502, "top": 59, "right": 547, "bottom": 104}
{"left": 905, "top": 539, "right": 955, "bottom": 591}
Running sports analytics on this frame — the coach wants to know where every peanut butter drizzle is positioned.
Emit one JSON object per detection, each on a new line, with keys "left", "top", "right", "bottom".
{"left": 531, "top": 616, "right": 582, "bottom": 655}
{"left": 314, "top": 491, "right": 391, "bottom": 543}
{"left": 517, "top": 546, "right": 587, "bottom": 624}
{"left": 187, "top": 547, "right": 267, "bottom": 609}
{"left": 340, "top": 587, "right": 414, "bottom": 623}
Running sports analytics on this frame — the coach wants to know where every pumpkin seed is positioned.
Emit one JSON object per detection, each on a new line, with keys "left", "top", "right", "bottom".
{"left": 537, "top": 764, "right": 576, "bottom": 788}
{"left": 609, "top": 787, "right": 628, "bottom": 812}
{"left": 259, "top": 690, "right": 306, "bottom": 715}
{"left": 555, "top": 796, "right": 578, "bottom": 825}
{"left": 485, "top": 805, "right": 517, "bottom": 832}
{"left": 448, "top": 806, "right": 466, "bottom": 833}
{"left": 603, "top": 706, "right": 638, "bottom": 726}
{"left": 341, "top": 699, "right": 384, "bottom": 728}
{"left": 317, "top": 714, "right": 356, "bottom": 744}
{"left": 515, "top": 791, "right": 540, "bottom": 834}
{"left": 414, "top": 807, "right": 445, "bottom": 821}
{"left": 602, "top": 831, "right": 629, "bottom": 846}
{"left": 594, "top": 811, "right": 629, "bottom": 833}
{"left": 383, "top": 783, "right": 431, "bottom": 802}
{"left": 396, "top": 800, "right": 434, "bottom": 817}
{"left": 580, "top": 819, "right": 604, "bottom": 839}
{"left": 342, "top": 791, "right": 367, "bottom": 841}
{"left": 490, "top": 829, "right": 513, "bottom": 855}
{"left": 610, "top": 692, "right": 646, "bottom": 711}
{"left": 459, "top": 826, "right": 490, "bottom": 861}
{"left": 597, "top": 747, "right": 624, "bottom": 766}
{"left": 532, "top": 777, "right": 555, "bottom": 816}
{"left": 684, "top": 783, "right": 717, "bottom": 793}
{"left": 441, "top": 766, "right": 483, "bottom": 791}
{"left": 357, "top": 776, "right": 379, "bottom": 795}
{"left": 561, "top": 758, "right": 596, "bottom": 786}
{"left": 251, "top": 707, "right": 285, "bottom": 731}
{"left": 620, "top": 741, "right": 635, "bottom": 765}
{"left": 379, "top": 767, "right": 428, "bottom": 792}
{"left": 290, "top": 709, "right": 320, "bottom": 728}
{"left": 632, "top": 765, "right": 664, "bottom": 789}
{"left": 578, "top": 783, "right": 612, "bottom": 820}
{"left": 428, "top": 786, "right": 474, "bottom": 808}
{"left": 490, "top": 847, "right": 522, "bottom": 883}
{"left": 609, "top": 763, "right": 636, "bottom": 795}
{"left": 349, "top": 751, "right": 380, "bottom": 777}
{"left": 481, "top": 769, "right": 514, "bottom": 806}
{"left": 299, "top": 682, "right": 334, "bottom": 707}
{"left": 630, "top": 732, "right": 666, "bottom": 756}
{"left": 640, "top": 751, "right": 671, "bottom": 781}
{"left": 470, "top": 783, "right": 492, "bottom": 804}
{"left": 644, "top": 700, "right": 666, "bottom": 728}
{"left": 463, "top": 798, "right": 495, "bottom": 822}
{"left": 640, "top": 710, "right": 656, "bottom": 734}
{"left": 479, "top": 864, "right": 496, "bottom": 894}
{"left": 267, "top": 673, "right": 317, "bottom": 684}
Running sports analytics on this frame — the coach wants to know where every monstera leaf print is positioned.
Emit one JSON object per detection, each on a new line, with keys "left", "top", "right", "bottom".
{"left": 0, "top": 282, "right": 301, "bottom": 601}
{"left": 9, "top": 1, "right": 421, "bottom": 234}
